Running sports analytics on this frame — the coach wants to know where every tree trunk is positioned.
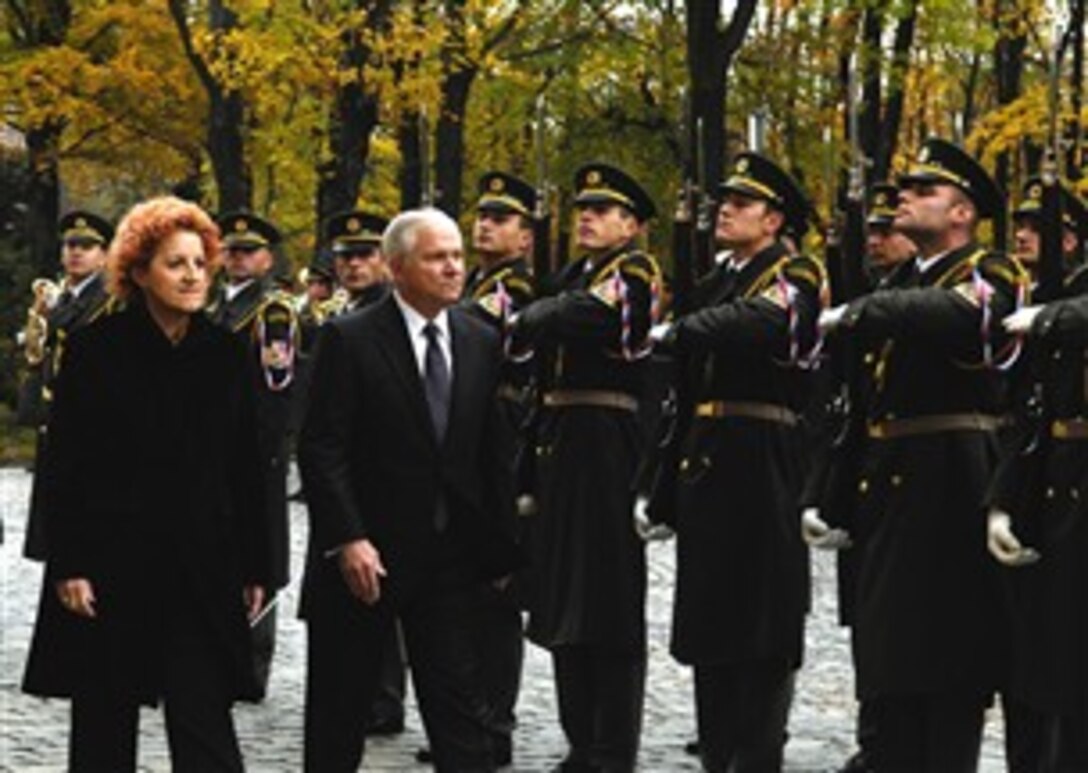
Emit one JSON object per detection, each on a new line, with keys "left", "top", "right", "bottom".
{"left": 993, "top": 0, "right": 1026, "bottom": 192}
{"left": 685, "top": 0, "right": 756, "bottom": 190}
{"left": 11, "top": 0, "right": 72, "bottom": 275}
{"left": 434, "top": 66, "right": 477, "bottom": 219}
{"left": 25, "top": 123, "right": 63, "bottom": 276}
{"left": 314, "top": 0, "right": 393, "bottom": 239}
{"left": 398, "top": 112, "right": 423, "bottom": 211}
{"left": 859, "top": 2, "right": 883, "bottom": 185}
{"left": 874, "top": 1, "right": 917, "bottom": 181}
{"left": 169, "top": 0, "right": 251, "bottom": 212}
{"left": 1068, "top": 0, "right": 1085, "bottom": 178}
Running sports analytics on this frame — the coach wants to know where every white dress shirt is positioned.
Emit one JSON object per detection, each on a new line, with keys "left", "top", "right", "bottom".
{"left": 393, "top": 291, "right": 453, "bottom": 379}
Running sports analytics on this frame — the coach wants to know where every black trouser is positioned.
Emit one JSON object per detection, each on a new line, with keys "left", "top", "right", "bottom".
{"left": 694, "top": 658, "right": 795, "bottom": 773}
{"left": 367, "top": 622, "right": 406, "bottom": 730}
{"left": 1005, "top": 695, "right": 1046, "bottom": 773}
{"left": 69, "top": 628, "right": 243, "bottom": 772}
{"left": 870, "top": 692, "right": 987, "bottom": 773}
{"left": 474, "top": 583, "right": 524, "bottom": 761}
{"left": 305, "top": 570, "right": 495, "bottom": 773}
{"left": 1047, "top": 711, "right": 1088, "bottom": 772}
{"left": 552, "top": 644, "right": 646, "bottom": 772}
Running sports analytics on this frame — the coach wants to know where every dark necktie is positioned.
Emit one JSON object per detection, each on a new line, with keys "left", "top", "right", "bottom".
{"left": 423, "top": 322, "right": 450, "bottom": 442}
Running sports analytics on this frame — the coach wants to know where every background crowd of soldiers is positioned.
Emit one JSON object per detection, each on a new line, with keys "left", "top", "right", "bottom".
{"left": 12, "top": 121, "right": 1088, "bottom": 771}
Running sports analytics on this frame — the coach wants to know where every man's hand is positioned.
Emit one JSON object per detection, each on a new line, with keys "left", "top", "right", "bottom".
{"left": 818, "top": 304, "right": 848, "bottom": 334}
{"left": 800, "top": 507, "right": 852, "bottom": 550}
{"left": 338, "top": 539, "right": 387, "bottom": 604}
{"left": 516, "top": 494, "right": 538, "bottom": 517}
{"left": 56, "top": 577, "right": 96, "bottom": 618}
{"left": 1003, "top": 305, "right": 1044, "bottom": 335}
{"left": 987, "top": 510, "right": 1040, "bottom": 567}
{"left": 244, "top": 585, "right": 266, "bottom": 622}
{"left": 633, "top": 496, "right": 674, "bottom": 542}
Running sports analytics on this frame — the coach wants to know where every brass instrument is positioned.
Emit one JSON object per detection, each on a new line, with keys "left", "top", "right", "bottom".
{"left": 23, "top": 278, "right": 62, "bottom": 366}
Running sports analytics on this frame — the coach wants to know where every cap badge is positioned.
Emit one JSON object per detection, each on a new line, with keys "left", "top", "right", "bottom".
{"left": 586, "top": 170, "right": 602, "bottom": 186}
{"left": 1028, "top": 183, "right": 1042, "bottom": 200}
{"left": 736, "top": 158, "right": 749, "bottom": 173}
{"left": 347, "top": 217, "right": 360, "bottom": 233}
{"left": 235, "top": 219, "right": 247, "bottom": 232}
{"left": 490, "top": 177, "right": 504, "bottom": 192}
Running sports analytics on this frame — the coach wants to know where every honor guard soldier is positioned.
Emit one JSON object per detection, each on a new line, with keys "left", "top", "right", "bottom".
{"left": 1011, "top": 177, "right": 1087, "bottom": 277}
{"left": 990, "top": 185, "right": 1088, "bottom": 772}
{"left": 22, "top": 211, "right": 116, "bottom": 561}
{"left": 209, "top": 210, "right": 297, "bottom": 699}
{"left": 328, "top": 210, "right": 391, "bottom": 313}
{"left": 511, "top": 162, "right": 662, "bottom": 772}
{"left": 464, "top": 170, "right": 538, "bottom": 765}
{"left": 866, "top": 183, "right": 917, "bottom": 281}
{"left": 820, "top": 138, "right": 1029, "bottom": 770}
{"left": 648, "top": 153, "right": 825, "bottom": 770}
{"left": 804, "top": 181, "right": 917, "bottom": 773}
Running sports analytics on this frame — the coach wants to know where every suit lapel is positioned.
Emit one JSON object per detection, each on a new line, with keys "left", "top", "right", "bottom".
{"left": 444, "top": 309, "right": 479, "bottom": 455}
{"left": 374, "top": 296, "right": 436, "bottom": 443}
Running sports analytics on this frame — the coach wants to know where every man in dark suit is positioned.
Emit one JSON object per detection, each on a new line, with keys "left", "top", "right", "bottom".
{"left": 299, "top": 207, "right": 519, "bottom": 772}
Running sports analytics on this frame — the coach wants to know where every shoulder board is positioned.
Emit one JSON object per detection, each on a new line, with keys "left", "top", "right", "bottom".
{"left": 472, "top": 266, "right": 515, "bottom": 301}
{"left": 743, "top": 257, "right": 791, "bottom": 299}
{"left": 87, "top": 294, "right": 121, "bottom": 323}
{"left": 782, "top": 254, "right": 827, "bottom": 291}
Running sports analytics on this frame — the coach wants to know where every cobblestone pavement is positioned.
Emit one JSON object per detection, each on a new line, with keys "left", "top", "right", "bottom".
{"left": 1, "top": 467, "right": 1006, "bottom": 771}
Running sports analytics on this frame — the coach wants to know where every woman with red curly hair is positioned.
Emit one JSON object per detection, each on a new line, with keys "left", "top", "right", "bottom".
{"left": 22, "top": 196, "right": 270, "bottom": 772}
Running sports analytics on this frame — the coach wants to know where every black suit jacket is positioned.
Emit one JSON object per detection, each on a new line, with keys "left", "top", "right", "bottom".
{"left": 298, "top": 294, "right": 519, "bottom": 617}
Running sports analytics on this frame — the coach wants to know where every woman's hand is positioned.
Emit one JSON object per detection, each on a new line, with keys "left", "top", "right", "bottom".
{"left": 55, "top": 578, "right": 97, "bottom": 618}
{"left": 244, "top": 585, "right": 266, "bottom": 623}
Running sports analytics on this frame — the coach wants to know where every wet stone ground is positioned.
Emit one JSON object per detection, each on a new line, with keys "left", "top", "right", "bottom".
{"left": 0, "top": 467, "right": 1006, "bottom": 771}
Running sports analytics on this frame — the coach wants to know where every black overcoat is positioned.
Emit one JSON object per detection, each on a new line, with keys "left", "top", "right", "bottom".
{"left": 839, "top": 243, "right": 1023, "bottom": 698}
{"left": 22, "top": 304, "right": 270, "bottom": 704}
{"left": 668, "top": 243, "right": 822, "bottom": 666}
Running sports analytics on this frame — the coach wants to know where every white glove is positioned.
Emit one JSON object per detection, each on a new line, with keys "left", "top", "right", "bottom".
{"left": 633, "top": 495, "right": 674, "bottom": 542}
{"left": 818, "top": 304, "right": 848, "bottom": 333}
{"left": 987, "top": 510, "right": 1040, "bottom": 567}
{"left": 1003, "top": 305, "right": 1044, "bottom": 335}
{"left": 800, "top": 507, "right": 853, "bottom": 550}
{"left": 516, "top": 494, "right": 538, "bottom": 517}
{"left": 649, "top": 322, "right": 673, "bottom": 344}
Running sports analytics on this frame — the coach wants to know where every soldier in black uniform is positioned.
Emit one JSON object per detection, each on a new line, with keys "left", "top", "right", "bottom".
{"left": 988, "top": 183, "right": 1088, "bottom": 772}
{"left": 865, "top": 183, "right": 918, "bottom": 283}
{"left": 23, "top": 211, "right": 116, "bottom": 561}
{"left": 648, "top": 154, "right": 824, "bottom": 771}
{"left": 209, "top": 211, "right": 298, "bottom": 700}
{"left": 512, "top": 163, "right": 661, "bottom": 772}
{"left": 327, "top": 210, "right": 392, "bottom": 314}
{"left": 820, "top": 138, "right": 1027, "bottom": 771}
{"left": 990, "top": 177, "right": 1087, "bottom": 773}
{"left": 802, "top": 183, "right": 916, "bottom": 773}
{"left": 463, "top": 171, "right": 537, "bottom": 765}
